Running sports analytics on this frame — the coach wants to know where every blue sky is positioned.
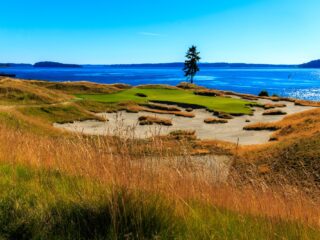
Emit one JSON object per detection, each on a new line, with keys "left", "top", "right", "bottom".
{"left": 1, "top": 0, "right": 319, "bottom": 64}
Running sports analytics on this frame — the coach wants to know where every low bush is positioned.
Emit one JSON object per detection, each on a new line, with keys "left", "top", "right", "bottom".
{"left": 258, "top": 90, "right": 269, "bottom": 97}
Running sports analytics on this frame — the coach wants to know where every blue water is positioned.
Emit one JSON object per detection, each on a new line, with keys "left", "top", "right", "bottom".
{"left": 1, "top": 66, "right": 320, "bottom": 101}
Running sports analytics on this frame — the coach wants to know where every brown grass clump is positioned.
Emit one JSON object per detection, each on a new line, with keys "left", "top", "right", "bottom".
{"left": 262, "top": 109, "right": 287, "bottom": 115}
{"left": 194, "top": 89, "right": 222, "bottom": 97}
{"left": 213, "top": 111, "right": 234, "bottom": 119}
{"left": 141, "top": 102, "right": 181, "bottom": 112}
{"left": 222, "top": 91, "right": 259, "bottom": 100}
{"left": 204, "top": 118, "right": 228, "bottom": 124}
{"left": 294, "top": 99, "right": 320, "bottom": 107}
{"left": 243, "top": 122, "right": 280, "bottom": 131}
{"left": 176, "top": 82, "right": 205, "bottom": 90}
{"left": 168, "top": 130, "right": 197, "bottom": 140}
{"left": 263, "top": 103, "right": 286, "bottom": 109}
{"left": 138, "top": 115, "right": 173, "bottom": 126}
{"left": 174, "top": 111, "right": 195, "bottom": 118}
{"left": 125, "top": 104, "right": 195, "bottom": 118}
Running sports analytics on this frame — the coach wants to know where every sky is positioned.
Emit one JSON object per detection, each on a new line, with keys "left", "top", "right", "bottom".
{"left": 1, "top": 0, "right": 320, "bottom": 64}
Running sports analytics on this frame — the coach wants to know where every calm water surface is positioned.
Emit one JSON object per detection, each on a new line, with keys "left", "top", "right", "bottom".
{"left": 1, "top": 66, "right": 320, "bottom": 100}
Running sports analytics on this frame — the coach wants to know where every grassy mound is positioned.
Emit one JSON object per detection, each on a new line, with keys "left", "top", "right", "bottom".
{"left": 236, "top": 108, "right": 320, "bottom": 189}
{"left": 28, "top": 80, "right": 131, "bottom": 94}
{"left": 0, "top": 78, "right": 72, "bottom": 105}
{"left": 18, "top": 103, "right": 106, "bottom": 124}
{"left": 243, "top": 108, "right": 320, "bottom": 141}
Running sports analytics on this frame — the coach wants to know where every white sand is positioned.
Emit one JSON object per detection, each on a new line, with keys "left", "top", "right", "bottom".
{"left": 54, "top": 99, "right": 315, "bottom": 145}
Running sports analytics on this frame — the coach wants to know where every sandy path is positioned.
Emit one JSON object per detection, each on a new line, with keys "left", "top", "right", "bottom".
{"left": 54, "top": 99, "right": 315, "bottom": 145}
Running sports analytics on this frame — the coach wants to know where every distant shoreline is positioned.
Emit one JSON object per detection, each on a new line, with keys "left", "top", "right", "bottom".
{"left": 1, "top": 59, "right": 320, "bottom": 68}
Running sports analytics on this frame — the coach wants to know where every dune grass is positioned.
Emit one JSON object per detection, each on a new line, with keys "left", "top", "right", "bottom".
{"left": 0, "top": 123, "right": 318, "bottom": 239}
{"left": 0, "top": 162, "right": 319, "bottom": 239}
{"left": 0, "top": 78, "right": 72, "bottom": 105}
{"left": 236, "top": 108, "right": 320, "bottom": 191}
{"left": 76, "top": 87, "right": 254, "bottom": 114}
{"left": 0, "top": 164, "right": 178, "bottom": 239}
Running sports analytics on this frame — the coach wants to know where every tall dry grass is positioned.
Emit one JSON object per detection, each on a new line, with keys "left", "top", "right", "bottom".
{"left": 1, "top": 123, "right": 320, "bottom": 229}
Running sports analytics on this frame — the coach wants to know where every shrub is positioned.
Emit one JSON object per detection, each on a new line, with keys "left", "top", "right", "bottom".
{"left": 258, "top": 90, "right": 269, "bottom": 97}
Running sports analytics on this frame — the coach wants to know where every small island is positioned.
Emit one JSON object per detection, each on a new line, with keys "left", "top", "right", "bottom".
{"left": 34, "top": 61, "right": 82, "bottom": 68}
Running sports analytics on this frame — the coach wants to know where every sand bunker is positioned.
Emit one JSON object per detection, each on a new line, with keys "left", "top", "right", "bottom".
{"left": 54, "top": 98, "right": 315, "bottom": 145}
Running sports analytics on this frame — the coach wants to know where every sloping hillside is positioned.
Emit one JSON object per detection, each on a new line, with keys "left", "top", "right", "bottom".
{"left": 234, "top": 108, "right": 320, "bottom": 190}
{"left": 0, "top": 77, "right": 72, "bottom": 104}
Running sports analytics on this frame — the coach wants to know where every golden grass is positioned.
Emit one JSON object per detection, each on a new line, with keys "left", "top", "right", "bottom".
{"left": 243, "top": 108, "right": 320, "bottom": 141}
{"left": 294, "top": 99, "right": 320, "bottom": 107}
{"left": 0, "top": 122, "right": 319, "bottom": 228}
{"left": 233, "top": 108, "right": 320, "bottom": 201}
{"left": 0, "top": 78, "right": 72, "bottom": 104}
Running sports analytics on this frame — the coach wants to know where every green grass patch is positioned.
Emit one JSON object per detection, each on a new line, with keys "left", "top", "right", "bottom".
{"left": 183, "top": 204, "right": 320, "bottom": 240}
{"left": 76, "top": 88, "right": 254, "bottom": 114}
{"left": 0, "top": 164, "right": 179, "bottom": 239}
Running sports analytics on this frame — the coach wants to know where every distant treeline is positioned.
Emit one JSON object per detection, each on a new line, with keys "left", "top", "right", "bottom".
{"left": 103, "top": 62, "right": 296, "bottom": 68}
{"left": 1, "top": 60, "right": 320, "bottom": 68}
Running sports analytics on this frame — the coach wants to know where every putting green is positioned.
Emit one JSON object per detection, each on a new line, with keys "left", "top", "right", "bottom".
{"left": 76, "top": 87, "right": 254, "bottom": 114}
